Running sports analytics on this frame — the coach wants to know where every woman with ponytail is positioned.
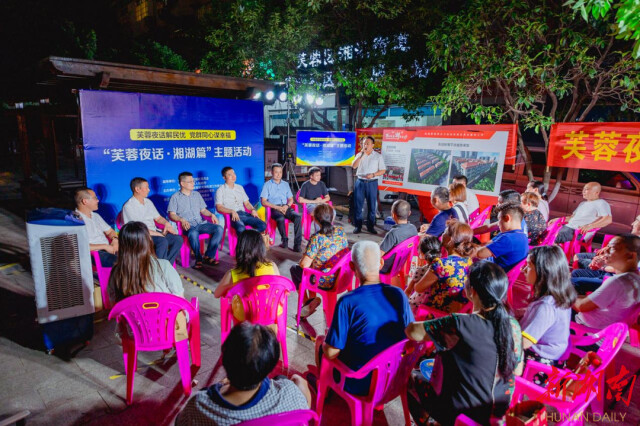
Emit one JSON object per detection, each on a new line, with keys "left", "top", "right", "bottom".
{"left": 408, "top": 221, "right": 475, "bottom": 314}
{"left": 289, "top": 204, "right": 348, "bottom": 318}
{"left": 406, "top": 261, "right": 523, "bottom": 425}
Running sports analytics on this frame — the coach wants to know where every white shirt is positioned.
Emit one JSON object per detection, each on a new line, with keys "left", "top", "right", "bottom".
{"left": 355, "top": 151, "right": 386, "bottom": 178}
{"left": 75, "top": 209, "right": 111, "bottom": 245}
{"left": 215, "top": 183, "right": 249, "bottom": 212}
{"left": 452, "top": 202, "right": 469, "bottom": 223}
{"left": 567, "top": 199, "right": 611, "bottom": 229}
{"left": 576, "top": 272, "right": 640, "bottom": 329}
{"left": 537, "top": 199, "right": 550, "bottom": 221}
{"left": 465, "top": 188, "right": 480, "bottom": 214}
{"left": 122, "top": 197, "right": 161, "bottom": 231}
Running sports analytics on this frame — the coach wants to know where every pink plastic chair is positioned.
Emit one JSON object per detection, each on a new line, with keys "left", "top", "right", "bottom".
{"left": 601, "top": 233, "right": 615, "bottom": 248}
{"left": 568, "top": 228, "right": 602, "bottom": 260}
{"left": 172, "top": 215, "right": 220, "bottom": 267}
{"left": 297, "top": 190, "right": 334, "bottom": 240}
{"left": 296, "top": 250, "right": 357, "bottom": 329}
{"left": 468, "top": 208, "right": 481, "bottom": 221}
{"left": 237, "top": 409, "right": 319, "bottom": 426}
{"left": 571, "top": 308, "right": 640, "bottom": 348}
{"left": 116, "top": 211, "right": 124, "bottom": 230}
{"left": 415, "top": 301, "right": 473, "bottom": 321}
{"left": 506, "top": 259, "right": 530, "bottom": 317}
{"left": 469, "top": 206, "right": 491, "bottom": 229}
{"left": 454, "top": 414, "right": 503, "bottom": 426}
{"left": 108, "top": 293, "right": 201, "bottom": 405}
{"left": 219, "top": 275, "right": 295, "bottom": 368}
{"left": 517, "top": 322, "right": 628, "bottom": 416}
{"left": 380, "top": 235, "right": 420, "bottom": 288}
{"left": 265, "top": 204, "right": 300, "bottom": 246}
{"left": 90, "top": 251, "right": 112, "bottom": 309}
{"left": 315, "top": 339, "right": 431, "bottom": 426}
{"left": 220, "top": 209, "right": 254, "bottom": 257}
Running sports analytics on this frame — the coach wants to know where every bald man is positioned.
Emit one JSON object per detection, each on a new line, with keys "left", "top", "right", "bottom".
{"left": 552, "top": 182, "right": 612, "bottom": 243}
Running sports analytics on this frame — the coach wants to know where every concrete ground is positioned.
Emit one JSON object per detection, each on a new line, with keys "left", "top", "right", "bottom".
{"left": 0, "top": 202, "right": 639, "bottom": 425}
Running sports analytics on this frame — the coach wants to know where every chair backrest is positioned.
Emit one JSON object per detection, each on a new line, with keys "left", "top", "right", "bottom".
{"left": 108, "top": 292, "right": 196, "bottom": 351}
{"left": 224, "top": 275, "right": 295, "bottom": 325}
{"left": 469, "top": 206, "right": 491, "bottom": 229}
{"left": 506, "top": 258, "right": 527, "bottom": 286}
{"left": 591, "top": 322, "right": 629, "bottom": 375}
{"left": 358, "top": 338, "right": 431, "bottom": 405}
{"left": 602, "top": 234, "right": 615, "bottom": 247}
{"left": 237, "top": 409, "right": 319, "bottom": 426}
{"left": 382, "top": 235, "right": 420, "bottom": 277}
{"left": 116, "top": 211, "right": 124, "bottom": 230}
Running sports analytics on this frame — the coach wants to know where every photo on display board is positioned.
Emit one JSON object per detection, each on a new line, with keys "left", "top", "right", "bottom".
{"left": 383, "top": 166, "right": 405, "bottom": 182}
{"left": 407, "top": 149, "right": 451, "bottom": 186}
{"left": 449, "top": 151, "right": 500, "bottom": 192}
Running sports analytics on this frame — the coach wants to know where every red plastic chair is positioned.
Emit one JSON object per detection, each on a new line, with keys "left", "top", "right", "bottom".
{"left": 380, "top": 235, "right": 420, "bottom": 288}
{"left": 315, "top": 339, "right": 431, "bottom": 426}
{"left": 90, "top": 251, "right": 112, "bottom": 309}
{"left": 237, "top": 409, "right": 319, "bottom": 426}
{"left": 296, "top": 190, "right": 334, "bottom": 240}
{"left": 296, "top": 250, "right": 357, "bottom": 329}
{"left": 219, "top": 275, "right": 296, "bottom": 368}
{"left": 108, "top": 293, "right": 201, "bottom": 405}
{"left": 265, "top": 204, "right": 300, "bottom": 246}
{"left": 172, "top": 215, "right": 220, "bottom": 267}
{"left": 468, "top": 206, "right": 491, "bottom": 230}
{"left": 516, "top": 322, "right": 628, "bottom": 417}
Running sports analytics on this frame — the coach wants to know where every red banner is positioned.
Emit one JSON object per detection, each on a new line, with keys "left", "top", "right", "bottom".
{"left": 356, "top": 124, "right": 517, "bottom": 165}
{"left": 548, "top": 122, "right": 640, "bottom": 172}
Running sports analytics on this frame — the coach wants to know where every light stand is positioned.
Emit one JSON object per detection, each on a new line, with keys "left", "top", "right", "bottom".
{"left": 283, "top": 91, "right": 301, "bottom": 194}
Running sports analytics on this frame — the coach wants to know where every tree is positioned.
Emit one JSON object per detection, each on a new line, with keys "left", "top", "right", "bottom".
{"left": 426, "top": 0, "right": 640, "bottom": 197}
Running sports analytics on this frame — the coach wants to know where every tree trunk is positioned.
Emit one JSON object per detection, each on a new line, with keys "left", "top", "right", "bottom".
{"left": 516, "top": 125, "right": 534, "bottom": 181}
{"left": 547, "top": 167, "right": 564, "bottom": 203}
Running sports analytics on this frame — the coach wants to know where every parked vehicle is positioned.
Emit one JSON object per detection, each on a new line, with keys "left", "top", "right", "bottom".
{"left": 501, "top": 147, "right": 640, "bottom": 236}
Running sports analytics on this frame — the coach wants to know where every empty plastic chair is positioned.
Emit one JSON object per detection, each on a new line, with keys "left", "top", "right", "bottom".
{"left": 108, "top": 293, "right": 201, "bottom": 404}
{"left": 469, "top": 206, "right": 491, "bottom": 230}
{"left": 315, "top": 339, "right": 431, "bottom": 426}
{"left": 380, "top": 235, "right": 420, "bottom": 288}
{"left": 219, "top": 275, "right": 295, "bottom": 368}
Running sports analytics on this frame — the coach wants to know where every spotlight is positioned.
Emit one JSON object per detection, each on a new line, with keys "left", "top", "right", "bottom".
{"left": 293, "top": 95, "right": 302, "bottom": 105}
{"left": 253, "top": 92, "right": 262, "bottom": 100}
{"left": 305, "top": 93, "right": 315, "bottom": 104}
{"left": 315, "top": 96, "right": 324, "bottom": 106}
{"left": 265, "top": 91, "right": 275, "bottom": 101}
{"left": 278, "top": 92, "right": 288, "bottom": 102}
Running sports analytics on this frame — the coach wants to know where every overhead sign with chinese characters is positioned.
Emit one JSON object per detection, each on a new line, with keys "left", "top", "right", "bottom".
{"left": 548, "top": 122, "right": 640, "bottom": 171}
{"left": 296, "top": 130, "right": 356, "bottom": 166}
{"left": 380, "top": 127, "right": 509, "bottom": 197}
{"left": 80, "top": 90, "right": 264, "bottom": 225}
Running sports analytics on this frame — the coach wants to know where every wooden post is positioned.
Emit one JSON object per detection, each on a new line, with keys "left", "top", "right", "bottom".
{"left": 41, "top": 114, "right": 59, "bottom": 190}
{"left": 16, "top": 111, "right": 31, "bottom": 180}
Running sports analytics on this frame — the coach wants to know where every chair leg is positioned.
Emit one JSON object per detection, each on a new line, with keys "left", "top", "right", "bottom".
{"left": 189, "top": 318, "right": 201, "bottom": 367}
{"left": 362, "top": 401, "right": 374, "bottom": 426}
{"left": 180, "top": 241, "right": 190, "bottom": 268}
{"left": 123, "top": 340, "right": 137, "bottom": 405}
{"left": 316, "top": 381, "right": 328, "bottom": 421}
{"left": 401, "top": 390, "right": 412, "bottom": 426}
{"left": 296, "top": 289, "right": 305, "bottom": 327}
{"left": 629, "top": 325, "right": 640, "bottom": 348}
{"left": 175, "top": 339, "right": 193, "bottom": 396}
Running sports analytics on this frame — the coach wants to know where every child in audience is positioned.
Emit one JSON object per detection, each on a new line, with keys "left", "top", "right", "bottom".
{"left": 380, "top": 199, "right": 418, "bottom": 273}
{"left": 405, "top": 261, "right": 523, "bottom": 425}
{"left": 521, "top": 192, "right": 546, "bottom": 245}
{"left": 406, "top": 235, "right": 442, "bottom": 313}
{"left": 475, "top": 203, "right": 529, "bottom": 273}
{"left": 176, "top": 322, "right": 310, "bottom": 425}
{"left": 420, "top": 187, "right": 458, "bottom": 237}
{"left": 449, "top": 183, "right": 469, "bottom": 224}
{"left": 409, "top": 222, "right": 474, "bottom": 314}
{"left": 109, "top": 221, "right": 187, "bottom": 340}
{"left": 520, "top": 246, "right": 576, "bottom": 365}
{"left": 573, "top": 234, "right": 640, "bottom": 328}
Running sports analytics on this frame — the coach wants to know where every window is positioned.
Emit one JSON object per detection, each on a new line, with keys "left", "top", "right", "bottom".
{"left": 578, "top": 169, "right": 636, "bottom": 190}
{"left": 135, "top": 0, "right": 149, "bottom": 21}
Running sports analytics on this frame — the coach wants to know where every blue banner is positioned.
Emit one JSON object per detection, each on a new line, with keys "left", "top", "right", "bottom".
{"left": 80, "top": 90, "right": 264, "bottom": 225}
{"left": 296, "top": 130, "right": 356, "bottom": 166}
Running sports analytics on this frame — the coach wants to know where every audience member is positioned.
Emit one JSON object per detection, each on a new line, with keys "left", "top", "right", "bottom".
{"left": 475, "top": 203, "right": 529, "bottom": 272}
{"left": 521, "top": 192, "right": 546, "bottom": 245}
{"left": 552, "top": 182, "right": 612, "bottom": 244}
{"left": 526, "top": 181, "right": 549, "bottom": 221}
{"left": 74, "top": 187, "right": 118, "bottom": 267}
{"left": 419, "top": 187, "right": 458, "bottom": 237}
{"left": 573, "top": 234, "right": 640, "bottom": 329}
{"left": 520, "top": 246, "right": 576, "bottom": 365}
{"left": 380, "top": 200, "right": 418, "bottom": 274}
{"left": 449, "top": 183, "right": 469, "bottom": 224}
{"left": 408, "top": 222, "right": 474, "bottom": 314}
{"left": 122, "top": 177, "right": 182, "bottom": 264}
{"left": 214, "top": 230, "right": 280, "bottom": 322}
{"left": 351, "top": 136, "right": 386, "bottom": 235}
{"left": 260, "top": 163, "right": 302, "bottom": 252}
{"left": 168, "top": 171, "right": 223, "bottom": 269}
{"left": 571, "top": 214, "right": 640, "bottom": 294}
{"left": 175, "top": 323, "right": 310, "bottom": 425}
{"left": 475, "top": 189, "right": 527, "bottom": 237}
{"left": 298, "top": 166, "right": 331, "bottom": 217}
{"left": 452, "top": 175, "right": 479, "bottom": 214}
{"left": 314, "top": 240, "right": 414, "bottom": 396}
{"left": 108, "top": 221, "right": 187, "bottom": 339}
{"left": 215, "top": 166, "right": 267, "bottom": 235}
{"left": 290, "top": 204, "right": 348, "bottom": 318}
{"left": 405, "top": 261, "right": 523, "bottom": 425}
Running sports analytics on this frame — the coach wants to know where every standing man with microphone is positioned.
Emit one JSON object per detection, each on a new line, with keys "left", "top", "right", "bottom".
{"left": 351, "top": 135, "right": 386, "bottom": 235}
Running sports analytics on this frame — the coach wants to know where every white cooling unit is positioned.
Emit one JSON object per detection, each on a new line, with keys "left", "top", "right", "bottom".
{"left": 27, "top": 217, "right": 95, "bottom": 324}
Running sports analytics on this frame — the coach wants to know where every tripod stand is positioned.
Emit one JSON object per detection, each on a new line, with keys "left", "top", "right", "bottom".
{"left": 283, "top": 153, "right": 301, "bottom": 194}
